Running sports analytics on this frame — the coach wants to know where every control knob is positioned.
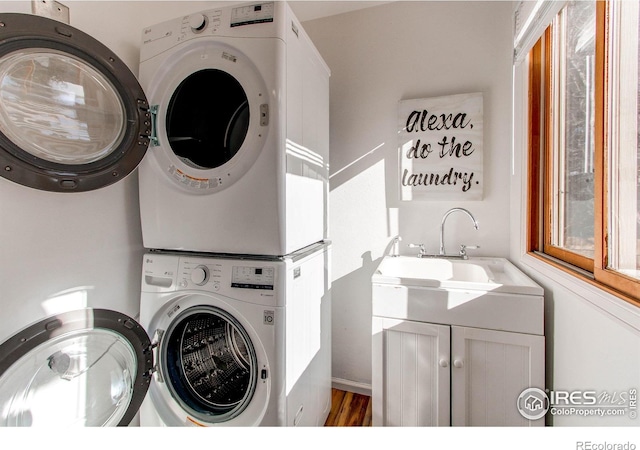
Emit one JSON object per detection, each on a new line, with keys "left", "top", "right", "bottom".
{"left": 190, "top": 265, "right": 209, "bottom": 286}
{"left": 188, "top": 13, "right": 207, "bottom": 32}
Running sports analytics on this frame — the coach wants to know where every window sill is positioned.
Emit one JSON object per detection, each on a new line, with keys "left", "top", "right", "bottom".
{"left": 519, "top": 252, "right": 640, "bottom": 334}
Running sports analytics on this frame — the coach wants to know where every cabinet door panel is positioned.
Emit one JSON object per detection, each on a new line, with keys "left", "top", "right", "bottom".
{"left": 372, "top": 317, "right": 450, "bottom": 426}
{"left": 451, "top": 326, "right": 545, "bottom": 426}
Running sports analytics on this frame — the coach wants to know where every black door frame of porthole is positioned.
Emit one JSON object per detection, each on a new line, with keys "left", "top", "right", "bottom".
{"left": 0, "top": 13, "right": 150, "bottom": 192}
{"left": 0, "top": 308, "right": 153, "bottom": 426}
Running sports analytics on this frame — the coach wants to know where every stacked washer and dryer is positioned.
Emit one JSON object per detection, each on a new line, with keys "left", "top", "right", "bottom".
{"left": 0, "top": 1, "right": 330, "bottom": 428}
{"left": 136, "top": 2, "right": 332, "bottom": 427}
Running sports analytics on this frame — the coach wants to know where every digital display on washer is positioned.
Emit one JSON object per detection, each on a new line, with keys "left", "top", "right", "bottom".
{"left": 231, "top": 266, "right": 274, "bottom": 290}
{"left": 230, "top": 2, "right": 274, "bottom": 27}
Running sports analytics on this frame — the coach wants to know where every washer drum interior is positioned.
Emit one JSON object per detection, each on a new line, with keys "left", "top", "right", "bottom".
{"left": 162, "top": 306, "right": 258, "bottom": 423}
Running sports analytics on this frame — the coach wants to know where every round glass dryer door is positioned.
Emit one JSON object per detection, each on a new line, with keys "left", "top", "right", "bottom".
{"left": 0, "top": 13, "right": 150, "bottom": 192}
{"left": 0, "top": 309, "right": 153, "bottom": 427}
{"left": 162, "top": 306, "right": 258, "bottom": 423}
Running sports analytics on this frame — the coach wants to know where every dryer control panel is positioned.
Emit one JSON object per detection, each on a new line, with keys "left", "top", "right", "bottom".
{"left": 139, "top": 1, "right": 283, "bottom": 64}
{"left": 231, "top": 2, "right": 274, "bottom": 27}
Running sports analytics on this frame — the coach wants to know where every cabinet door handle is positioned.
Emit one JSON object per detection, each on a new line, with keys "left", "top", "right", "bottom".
{"left": 453, "top": 359, "right": 464, "bottom": 368}
{"left": 439, "top": 358, "right": 448, "bottom": 368}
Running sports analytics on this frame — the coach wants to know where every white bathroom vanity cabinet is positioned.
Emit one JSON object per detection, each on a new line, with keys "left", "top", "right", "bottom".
{"left": 371, "top": 256, "right": 545, "bottom": 426}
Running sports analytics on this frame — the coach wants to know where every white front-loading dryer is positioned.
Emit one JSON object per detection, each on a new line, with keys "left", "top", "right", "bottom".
{"left": 138, "top": 1, "right": 330, "bottom": 256}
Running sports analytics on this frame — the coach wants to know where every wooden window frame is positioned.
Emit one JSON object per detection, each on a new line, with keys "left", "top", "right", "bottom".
{"left": 527, "top": 1, "right": 640, "bottom": 307}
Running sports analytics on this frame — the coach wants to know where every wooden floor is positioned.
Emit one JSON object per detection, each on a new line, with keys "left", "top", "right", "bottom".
{"left": 324, "top": 388, "right": 372, "bottom": 426}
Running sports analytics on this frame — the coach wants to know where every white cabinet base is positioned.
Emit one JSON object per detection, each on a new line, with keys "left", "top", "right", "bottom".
{"left": 372, "top": 318, "right": 545, "bottom": 427}
{"left": 372, "top": 317, "right": 450, "bottom": 426}
{"left": 451, "top": 326, "right": 545, "bottom": 426}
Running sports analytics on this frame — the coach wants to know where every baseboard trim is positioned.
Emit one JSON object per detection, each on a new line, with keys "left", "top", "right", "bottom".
{"left": 331, "top": 377, "right": 372, "bottom": 397}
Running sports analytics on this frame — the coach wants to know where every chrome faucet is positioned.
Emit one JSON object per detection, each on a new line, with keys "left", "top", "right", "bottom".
{"left": 390, "top": 235, "right": 402, "bottom": 257}
{"left": 439, "top": 208, "right": 479, "bottom": 258}
{"left": 408, "top": 208, "right": 480, "bottom": 259}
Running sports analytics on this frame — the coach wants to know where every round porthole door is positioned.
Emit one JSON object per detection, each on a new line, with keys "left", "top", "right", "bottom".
{"left": 0, "top": 308, "right": 153, "bottom": 427}
{"left": 0, "top": 13, "right": 150, "bottom": 192}
{"left": 144, "top": 38, "right": 269, "bottom": 193}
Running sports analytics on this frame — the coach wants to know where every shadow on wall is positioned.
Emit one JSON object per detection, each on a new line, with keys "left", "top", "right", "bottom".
{"left": 329, "top": 140, "right": 399, "bottom": 208}
{"left": 330, "top": 249, "right": 390, "bottom": 383}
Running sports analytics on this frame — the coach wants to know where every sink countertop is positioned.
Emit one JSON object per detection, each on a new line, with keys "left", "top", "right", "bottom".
{"left": 372, "top": 256, "right": 545, "bottom": 335}
{"left": 372, "top": 256, "right": 544, "bottom": 296}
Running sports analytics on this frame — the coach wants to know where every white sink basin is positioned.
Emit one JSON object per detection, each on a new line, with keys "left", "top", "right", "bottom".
{"left": 373, "top": 256, "right": 543, "bottom": 296}
{"left": 372, "top": 256, "right": 545, "bottom": 335}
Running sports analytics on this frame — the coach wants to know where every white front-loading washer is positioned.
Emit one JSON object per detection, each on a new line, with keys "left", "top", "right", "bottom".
{"left": 137, "top": 1, "right": 330, "bottom": 256}
{"left": 0, "top": 242, "right": 331, "bottom": 428}
{"left": 139, "top": 242, "right": 331, "bottom": 426}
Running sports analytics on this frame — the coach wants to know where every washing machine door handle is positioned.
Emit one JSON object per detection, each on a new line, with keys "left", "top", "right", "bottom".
{"left": 149, "top": 105, "right": 160, "bottom": 147}
{"left": 148, "top": 328, "right": 165, "bottom": 383}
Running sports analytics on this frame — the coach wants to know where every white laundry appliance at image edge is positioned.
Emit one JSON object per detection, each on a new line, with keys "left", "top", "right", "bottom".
{"left": 137, "top": 1, "right": 330, "bottom": 256}
{"left": 138, "top": 242, "right": 331, "bottom": 426}
{"left": 0, "top": 243, "right": 331, "bottom": 427}
{"left": 0, "top": 11, "right": 155, "bottom": 427}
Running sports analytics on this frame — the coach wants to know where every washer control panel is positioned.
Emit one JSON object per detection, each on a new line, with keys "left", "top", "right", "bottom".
{"left": 142, "top": 253, "right": 282, "bottom": 306}
{"left": 161, "top": 255, "right": 283, "bottom": 307}
{"left": 231, "top": 266, "right": 275, "bottom": 290}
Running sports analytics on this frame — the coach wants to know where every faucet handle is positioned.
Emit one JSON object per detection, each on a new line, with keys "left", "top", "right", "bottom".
{"left": 459, "top": 244, "right": 480, "bottom": 257}
{"left": 409, "top": 243, "right": 426, "bottom": 257}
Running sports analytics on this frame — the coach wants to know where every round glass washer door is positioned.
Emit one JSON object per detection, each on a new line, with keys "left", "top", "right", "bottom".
{"left": 162, "top": 305, "right": 258, "bottom": 423}
{"left": 0, "top": 309, "right": 153, "bottom": 427}
{"left": 0, "top": 13, "right": 150, "bottom": 192}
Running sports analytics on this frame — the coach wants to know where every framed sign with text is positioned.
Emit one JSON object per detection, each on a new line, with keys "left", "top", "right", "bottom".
{"left": 398, "top": 92, "right": 483, "bottom": 201}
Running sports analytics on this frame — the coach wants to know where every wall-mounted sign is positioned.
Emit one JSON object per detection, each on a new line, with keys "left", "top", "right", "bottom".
{"left": 398, "top": 92, "right": 483, "bottom": 201}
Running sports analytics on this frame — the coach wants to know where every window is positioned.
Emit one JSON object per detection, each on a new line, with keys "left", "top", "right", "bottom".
{"left": 528, "top": 0, "right": 640, "bottom": 305}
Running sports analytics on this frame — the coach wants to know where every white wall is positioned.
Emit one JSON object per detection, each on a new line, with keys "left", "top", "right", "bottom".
{"left": 303, "top": 1, "right": 514, "bottom": 388}
{"left": 512, "top": 46, "right": 640, "bottom": 426}
{"left": 0, "top": 1, "right": 214, "bottom": 343}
